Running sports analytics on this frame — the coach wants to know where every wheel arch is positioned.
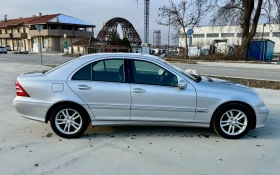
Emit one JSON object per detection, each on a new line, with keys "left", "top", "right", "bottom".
{"left": 45, "top": 101, "right": 91, "bottom": 123}
{"left": 210, "top": 101, "right": 256, "bottom": 129}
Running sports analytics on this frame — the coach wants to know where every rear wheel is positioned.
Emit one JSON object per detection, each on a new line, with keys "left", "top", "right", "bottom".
{"left": 212, "top": 103, "right": 252, "bottom": 139}
{"left": 50, "top": 105, "right": 90, "bottom": 138}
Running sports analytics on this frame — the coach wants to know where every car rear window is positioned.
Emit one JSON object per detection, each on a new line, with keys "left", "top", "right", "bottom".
{"left": 0, "top": 46, "right": 4, "bottom": 48}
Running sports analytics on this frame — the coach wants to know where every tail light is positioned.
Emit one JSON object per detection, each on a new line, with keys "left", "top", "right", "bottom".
{"left": 15, "top": 81, "right": 30, "bottom": 97}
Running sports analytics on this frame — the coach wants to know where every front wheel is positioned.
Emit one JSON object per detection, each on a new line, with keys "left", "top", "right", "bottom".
{"left": 212, "top": 103, "right": 253, "bottom": 139}
{"left": 50, "top": 105, "right": 90, "bottom": 138}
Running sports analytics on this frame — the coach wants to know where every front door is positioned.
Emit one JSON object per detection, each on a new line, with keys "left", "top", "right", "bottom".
{"left": 129, "top": 59, "right": 196, "bottom": 122}
{"left": 67, "top": 58, "right": 131, "bottom": 120}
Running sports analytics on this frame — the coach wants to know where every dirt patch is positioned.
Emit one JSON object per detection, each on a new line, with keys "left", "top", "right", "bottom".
{"left": 46, "top": 133, "right": 53, "bottom": 138}
{"left": 210, "top": 76, "right": 280, "bottom": 90}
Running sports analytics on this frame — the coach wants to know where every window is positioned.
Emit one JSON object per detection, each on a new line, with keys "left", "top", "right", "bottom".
{"left": 237, "top": 33, "right": 242, "bottom": 37}
{"left": 206, "top": 33, "right": 219, "bottom": 38}
{"left": 72, "top": 59, "right": 124, "bottom": 82}
{"left": 221, "top": 33, "right": 234, "bottom": 37}
{"left": 131, "top": 60, "right": 178, "bottom": 87}
{"left": 254, "top": 32, "right": 270, "bottom": 38}
{"left": 92, "top": 59, "right": 124, "bottom": 82}
{"left": 272, "top": 32, "right": 280, "bottom": 37}
{"left": 72, "top": 64, "right": 91, "bottom": 81}
{"left": 193, "top": 34, "right": 205, "bottom": 38}
{"left": 43, "top": 37, "right": 49, "bottom": 48}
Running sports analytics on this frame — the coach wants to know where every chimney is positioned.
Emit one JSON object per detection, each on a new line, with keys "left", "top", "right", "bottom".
{"left": 4, "top": 14, "right": 7, "bottom": 22}
{"left": 39, "top": 13, "right": 42, "bottom": 17}
{"left": 32, "top": 15, "right": 36, "bottom": 17}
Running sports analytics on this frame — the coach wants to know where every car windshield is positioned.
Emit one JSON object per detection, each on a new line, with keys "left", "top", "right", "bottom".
{"left": 157, "top": 57, "right": 197, "bottom": 81}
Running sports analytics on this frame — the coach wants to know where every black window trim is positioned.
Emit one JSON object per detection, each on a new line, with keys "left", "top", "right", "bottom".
{"left": 127, "top": 59, "right": 179, "bottom": 87}
{"left": 72, "top": 58, "right": 128, "bottom": 83}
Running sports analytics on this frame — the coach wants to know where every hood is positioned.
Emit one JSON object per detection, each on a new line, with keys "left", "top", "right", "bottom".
{"left": 199, "top": 76, "right": 254, "bottom": 93}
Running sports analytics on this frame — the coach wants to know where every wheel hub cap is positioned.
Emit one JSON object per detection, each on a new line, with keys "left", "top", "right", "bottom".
{"left": 55, "top": 109, "right": 82, "bottom": 135}
{"left": 220, "top": 109, "right": 248, "bottom": 136}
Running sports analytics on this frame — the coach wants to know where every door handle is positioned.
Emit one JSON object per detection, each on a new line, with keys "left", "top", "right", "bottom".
{"left": 132, "top": 88, "right": 146, "bottom": 93}
{"left": 77, "top": 85, "right": 92, "bottom": 90}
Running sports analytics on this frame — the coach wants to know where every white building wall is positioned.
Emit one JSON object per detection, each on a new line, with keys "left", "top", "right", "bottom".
{"left": 179, "top": 24, "right": 280, "bottom": 53}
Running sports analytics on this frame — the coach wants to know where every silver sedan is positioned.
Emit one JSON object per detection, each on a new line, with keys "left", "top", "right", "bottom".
{"left": 13, "top": 53, "right": 269, "bottom": 139}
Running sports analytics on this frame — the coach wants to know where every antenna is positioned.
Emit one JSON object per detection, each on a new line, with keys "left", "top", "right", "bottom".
{"left": 135, "top": 0, "right": 138, "bottom": 8}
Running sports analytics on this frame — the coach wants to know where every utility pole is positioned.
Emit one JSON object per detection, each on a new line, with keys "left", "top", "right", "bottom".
{"left": 167, "top": 14, "right": 171, "bottom": 55}
{"left": 35, "top": 25, "right": 43, "bottom": 65}
{"left": 144, "top": 0, "right": 150, "bottom": 43}
{"left": 135, "top": 0, "right": 150, "bottom": 43}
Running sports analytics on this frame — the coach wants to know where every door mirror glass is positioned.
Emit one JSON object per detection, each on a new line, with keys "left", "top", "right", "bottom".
{"left": 178, "top": 80, "right": 187, "bottom": 89}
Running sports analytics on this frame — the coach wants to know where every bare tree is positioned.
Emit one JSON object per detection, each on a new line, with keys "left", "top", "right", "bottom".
{"left": 157, "top": 0, "right": 210, "bottom": 59}
{"left": 211, "top": 0, "right": 280, "bottom": 60}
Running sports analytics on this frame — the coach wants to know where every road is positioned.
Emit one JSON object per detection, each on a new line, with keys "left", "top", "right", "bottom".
{"left": 0, "top": 53, "right": 279, "bottom": 80}
{"left": 174, "top": 62, "right": 280, "bottom": 81}
{"left": 0, "top": 62, "right": 279, "bottom": 175}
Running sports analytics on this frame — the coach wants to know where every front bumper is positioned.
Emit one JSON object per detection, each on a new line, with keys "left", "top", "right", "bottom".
{"left": 13, "top": 96, "right": 53, "bottom": 123}
{"left": 253, "top": 105, "right": 270, "bottom": 128}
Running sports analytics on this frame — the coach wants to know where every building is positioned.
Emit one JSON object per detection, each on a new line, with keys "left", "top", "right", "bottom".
{"left": 179, "top": 24, "right": 280, "bottom": 53}
{"left": 0, "top": 13, "right": 95, "bottom": 52}
{"left": 72, "top": 36, "right": 130, "bottom": 55}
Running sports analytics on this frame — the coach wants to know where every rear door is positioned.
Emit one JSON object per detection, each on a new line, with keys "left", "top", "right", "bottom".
{"left": 128, "top": 59, "right": 196, "bottom": 122}
{"left": 67, "top": 58, "right": 131, "bottom": 120}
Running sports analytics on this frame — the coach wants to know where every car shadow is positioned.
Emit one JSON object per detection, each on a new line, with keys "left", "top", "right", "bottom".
{"left": 80, "top": 125, "right": 278, "bottom": 140}
{"left": 81, "top": 126, "right": 219, "bottom": 140}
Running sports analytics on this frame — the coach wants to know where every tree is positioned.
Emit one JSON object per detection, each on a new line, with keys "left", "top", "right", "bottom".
{"left": 109, "top": 30, "right": 122, "bottom": 45}
{"left": 157, "top": 0, "right": 210, "bottom": 59}
{"left": 210, "top": 0, "right": 280, "bottom": 60}
{"left": 121, "top": 37, "right": 131, "bottom": 48}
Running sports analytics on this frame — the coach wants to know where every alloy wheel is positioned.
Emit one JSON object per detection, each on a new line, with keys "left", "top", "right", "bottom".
{"left": 55, "top": 108, "right": 83, "bottom": 135}
{"left": 220, "top": 109, "right": 248, "bottom": 136}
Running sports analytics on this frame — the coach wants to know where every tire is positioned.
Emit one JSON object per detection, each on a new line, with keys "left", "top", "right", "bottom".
{"left": 212, "top": 103, "right": 253, "bottom": 139}
{"left": 50, "top": 105, "right": 90, "bottom": 139}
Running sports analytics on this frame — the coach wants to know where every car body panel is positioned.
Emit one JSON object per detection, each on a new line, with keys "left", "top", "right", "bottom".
{"left": 13, "top": 53, "right": 269, "bottom": 130}
{"left": 130, "top": 83, "right": 197, "bottom": 122}
{"left": 67, "top": 80, "right": 131, "bottom": 120}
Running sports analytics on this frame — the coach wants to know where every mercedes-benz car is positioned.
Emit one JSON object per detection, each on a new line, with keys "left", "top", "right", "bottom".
{"left": 13, "top": 53, "right": 269, "bottom": 139}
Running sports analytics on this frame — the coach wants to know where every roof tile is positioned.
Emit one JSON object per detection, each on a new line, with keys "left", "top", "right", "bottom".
{"left": 0, "top": 14, "right": 59, "bottom": 27}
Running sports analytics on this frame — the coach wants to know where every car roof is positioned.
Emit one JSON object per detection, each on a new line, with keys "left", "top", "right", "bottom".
{"left": 45, "top": 53, "right": 164, "bottom": 79}
{"left": 78, "top": 53, "right": 162, "bottom": 62}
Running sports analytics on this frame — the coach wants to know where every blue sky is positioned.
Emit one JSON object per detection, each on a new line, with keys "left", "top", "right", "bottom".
{"left": 0, "top": 0, "right": 208, "bottom": 45}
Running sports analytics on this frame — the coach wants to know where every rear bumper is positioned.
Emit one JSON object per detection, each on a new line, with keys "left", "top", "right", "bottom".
{"left": 253, "top": 105, "right": 270, "bottom": 128}
{"left": 13, "top": 96, "right": 53, "bottom": 123}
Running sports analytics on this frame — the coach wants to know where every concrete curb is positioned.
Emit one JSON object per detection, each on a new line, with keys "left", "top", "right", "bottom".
{"left": 203, "top": 74, "right": 280, "bottom": 82}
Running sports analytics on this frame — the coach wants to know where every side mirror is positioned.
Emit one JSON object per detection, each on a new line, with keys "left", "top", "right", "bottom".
{"left": 178, "top": 80, "right": 187, "bottom": 89}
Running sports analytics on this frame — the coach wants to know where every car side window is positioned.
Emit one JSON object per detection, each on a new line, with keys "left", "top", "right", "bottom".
{"left": 92, "top": 59, "right": 124, "bottom": 83}
{"left": 72, "top": 63, "right": 91, "bottom": 81}
{"left": 131, "top": 60, "right": 178, "bottom": 87}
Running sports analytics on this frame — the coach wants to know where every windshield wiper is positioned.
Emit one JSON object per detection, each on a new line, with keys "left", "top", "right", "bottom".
{"left": 191, "top": 74, "right": 202, "bottom": 82}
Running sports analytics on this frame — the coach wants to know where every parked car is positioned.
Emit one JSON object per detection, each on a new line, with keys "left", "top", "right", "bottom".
{"left": 13, "top": 53, "right": 269, "bottom": 139}
{"left": 0, "top": 46, "right": 7, "bottom": 54}
{"left": 5, "top": 45, "right": 11, "bottom": 51}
